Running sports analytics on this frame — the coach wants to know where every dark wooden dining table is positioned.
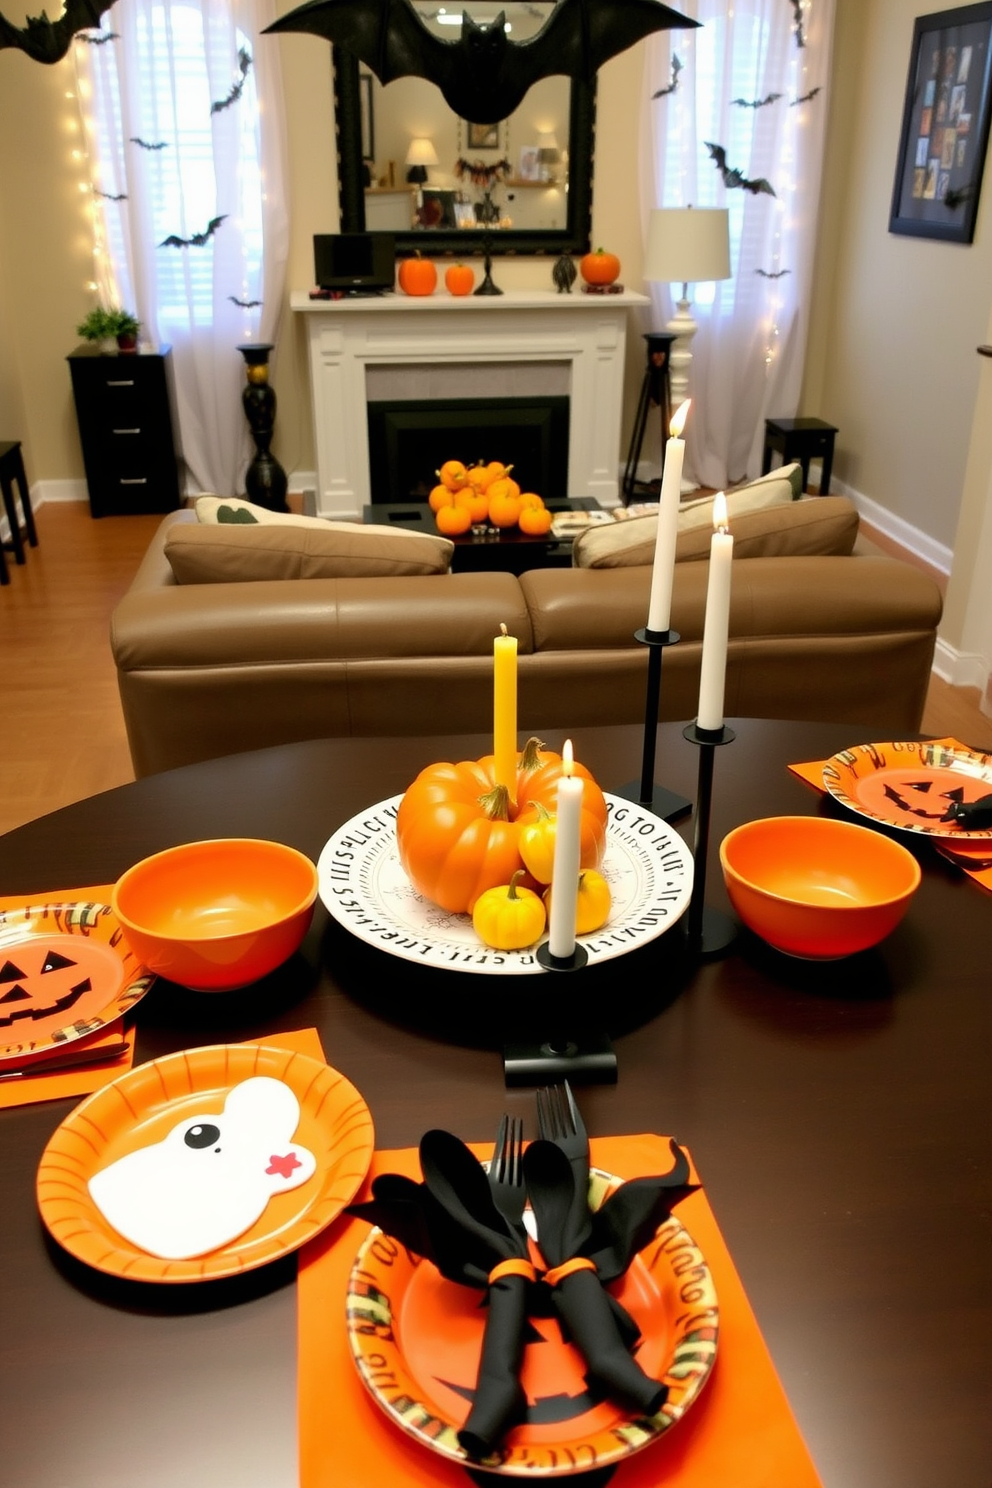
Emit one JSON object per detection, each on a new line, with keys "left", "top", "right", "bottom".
{"left": 0, "top": 719, "right": 989, "bottom": 1488}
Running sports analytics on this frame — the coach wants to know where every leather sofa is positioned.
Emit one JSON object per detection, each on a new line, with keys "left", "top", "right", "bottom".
{"left": 111, "top": 502, "right": 944, "bottom": 777}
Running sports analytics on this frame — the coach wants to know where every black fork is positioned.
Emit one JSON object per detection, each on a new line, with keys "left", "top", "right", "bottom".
{"left": 536, "top": 1079, "right": 589, "bottom": 1180}
{"left": 488, "top": 1112, "right": 527, "bottom": 1243}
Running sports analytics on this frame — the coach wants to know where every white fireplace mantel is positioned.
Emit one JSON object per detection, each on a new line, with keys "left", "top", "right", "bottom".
{"left": 291, "top": 288, "right": 649, "bottom": 517}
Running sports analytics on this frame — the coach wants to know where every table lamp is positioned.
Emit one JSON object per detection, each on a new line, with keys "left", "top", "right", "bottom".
{"left": 405, "top": 137, "right": 439, "bottom": 184}
{"left": 643, "top": 207, "right": 731, "bottom": 412}
{"left": 537, "top": 131, "right": 561, "bottom": 184}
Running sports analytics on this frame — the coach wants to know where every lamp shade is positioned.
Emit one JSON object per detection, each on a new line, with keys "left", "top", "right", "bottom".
{"left": 405, "top": 137, "right": 439, "bottom": 167}
{"left": 644, "top": 208, "right": 731, "bottom": 285}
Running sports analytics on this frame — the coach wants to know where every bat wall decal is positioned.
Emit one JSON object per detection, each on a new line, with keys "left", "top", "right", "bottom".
{"left": 756, "top": 267, "right": 790, "bottom": 278}
{"left": 229, "top": 296, "right": 263, "bottom": 308}
{"left": 160, "top": 215, "right": 227, "bottom": 248}
{"left": 264, "top": 0, "right": 698, "bottom": 124}
{"left": 791, "top": 86, "right": 821, "bottom": 106}
{"left": 731, "top": 91, "right": 782, "bottom": 109}
{"left": 211, "top": 47, "right": 253, "bottom": 115}
{"left": 652, "top": 52, "right": 683, "bottom": 99}
{"left": 789, "top": 0, "right": 806, "bottom": 49}
{"left": 131, "top": 137, "right": 168, "bottom": 150}
{"left": 0, "top": 0, "right": 113, "bottom": 63}
{"left": 705, "top": 142, "right": 776, "bottom": 197}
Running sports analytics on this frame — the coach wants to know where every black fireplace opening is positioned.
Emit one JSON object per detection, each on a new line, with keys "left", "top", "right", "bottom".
{"left": 367, "top": 396, "right": 570, "bottom": 501}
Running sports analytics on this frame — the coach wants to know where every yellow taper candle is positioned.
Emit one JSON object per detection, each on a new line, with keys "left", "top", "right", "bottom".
{"left": 493, "top": 623, "right": 518, "bottom": 800}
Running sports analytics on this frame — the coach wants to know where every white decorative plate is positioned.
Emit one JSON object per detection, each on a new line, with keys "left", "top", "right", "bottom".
{"left": 317, "top": 793, "right": 693, "bottom": 975}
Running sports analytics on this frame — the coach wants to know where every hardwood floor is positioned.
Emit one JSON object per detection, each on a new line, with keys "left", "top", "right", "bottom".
{"left": 0, "top": 501, "right": 990, "bottom": 839}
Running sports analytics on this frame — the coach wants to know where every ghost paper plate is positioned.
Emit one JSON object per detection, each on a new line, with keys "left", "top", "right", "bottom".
{"left": 346, "top": 1170, "right": 719, "bottom": 1476}
{"left": 822, "top": 740, "right": 992, "bottom": 840}
{"left": 0, "top": 900, "right": 153, "bottom": 1068}
{"left": 37, "top": 1042, "right": 374, "bottom": 1282}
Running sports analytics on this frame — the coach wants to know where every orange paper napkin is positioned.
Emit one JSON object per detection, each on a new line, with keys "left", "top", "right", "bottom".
{"left": 788, "top": 738, "right": 992, "bottom": 892}
{"left": 0, "top": 883, "right": 139, "bottom": 1108}
{"left": 299, "top": 1134, "right": 822, "bottom": 1488}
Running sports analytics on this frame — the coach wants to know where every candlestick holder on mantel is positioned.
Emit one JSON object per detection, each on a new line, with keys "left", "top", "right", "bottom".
{"left": 615, "top": 628, "right": 693, "bottom": 821}
{"left": 683, "top": 721, "right": 738, "bottom": 958}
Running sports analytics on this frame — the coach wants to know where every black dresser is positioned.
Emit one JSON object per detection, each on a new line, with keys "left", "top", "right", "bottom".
{"left": 67, "top": 344, "right": 184, "bottom": 517}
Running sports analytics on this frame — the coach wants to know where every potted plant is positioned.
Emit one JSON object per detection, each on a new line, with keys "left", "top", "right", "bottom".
{"left": 76, "top": 306, "right": 142, "bottom": 354}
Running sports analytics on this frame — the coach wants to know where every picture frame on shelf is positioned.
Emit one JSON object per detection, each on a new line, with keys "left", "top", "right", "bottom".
{"left": 889, "top": 2, "right": 992, "bottom": 242}
{"left": 518, "top": 145, "right": 540, "bottom": 180}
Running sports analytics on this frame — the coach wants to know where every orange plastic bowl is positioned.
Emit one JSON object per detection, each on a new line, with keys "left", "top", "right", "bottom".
{"left": 112, "top": 839, "right": 318, "bottom": 991}
{"left": 719, "top": 816, "right": 921, "bottom": 959}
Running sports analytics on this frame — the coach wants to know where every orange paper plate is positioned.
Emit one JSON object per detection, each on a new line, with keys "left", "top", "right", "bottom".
{"left": 36, "top": 1041, "right": 374, "bottom": 1282}
{"left": 0, "top": 899, "right": 153, "bottom": 1067}
{"left": 822, "top": 740, "right": 992, "bottom": 840}
{"left": 347, "top": 1168, "right": 718, "bottom": 1476}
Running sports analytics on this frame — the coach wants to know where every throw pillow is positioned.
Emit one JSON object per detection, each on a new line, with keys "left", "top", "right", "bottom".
{"left": 165, "top": 521, "right": 454, "bottom": 583}
{"left": 195, "top": 495, "right": 332, "bottom": 529}
{"left": 572, "top": 465, "right": 799, "bottom": 570}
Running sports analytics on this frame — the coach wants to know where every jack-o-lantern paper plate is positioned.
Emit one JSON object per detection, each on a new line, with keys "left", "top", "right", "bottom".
{"left": 0, "top": 901, "right": 153, "bottom": 1067}
{"left": 346, "top": 1170, "right": 718, "bottom": 1476}
{"left": 822, "top": 741, "right": 992, "bottom": 840}
{"left": 37, "top": 1042, "right": 374, "bottom": 1282}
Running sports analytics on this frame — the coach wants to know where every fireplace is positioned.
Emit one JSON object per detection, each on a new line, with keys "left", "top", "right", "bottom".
{"left": 292, "top": 288, "right": 649, "bottom": 517}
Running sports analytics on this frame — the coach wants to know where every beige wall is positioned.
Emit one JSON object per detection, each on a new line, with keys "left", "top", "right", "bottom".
{"left": 804, "top": 0, "right": 992, "bottom": 560}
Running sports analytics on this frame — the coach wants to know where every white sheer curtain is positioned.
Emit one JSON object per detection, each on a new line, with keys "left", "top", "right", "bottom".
{"left": 78, "top": 0, "right": 289, "bottom": 496}
{"left": 639, "top": 0, "right": 835, "bottom": 488}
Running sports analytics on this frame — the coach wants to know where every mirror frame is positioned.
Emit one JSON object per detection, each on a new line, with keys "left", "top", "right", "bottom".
{"left": 332, "top": 46, "right": 595, "bottom": 257}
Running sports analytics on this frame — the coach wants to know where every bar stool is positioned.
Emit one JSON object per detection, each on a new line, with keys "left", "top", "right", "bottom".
{"left": 0, "top": 441, "right": 38, "bottom": 567}
{"left": 762, "top": 417, "right": 838, "bottom": 494}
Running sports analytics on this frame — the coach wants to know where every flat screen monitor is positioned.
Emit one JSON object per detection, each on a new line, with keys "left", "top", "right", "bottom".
{"left": 313, "top": 232, "right": 395, "bottom": 292}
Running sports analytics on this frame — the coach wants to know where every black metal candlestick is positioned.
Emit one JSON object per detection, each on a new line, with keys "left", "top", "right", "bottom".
{"left": 616, "top": 629, "right": 693, "bottom": 821}
{"left": 237, "top": 343, "right": 289, "bottom": 512}
{"left": 683, "top": 721, "right": 738, "bottom": 957}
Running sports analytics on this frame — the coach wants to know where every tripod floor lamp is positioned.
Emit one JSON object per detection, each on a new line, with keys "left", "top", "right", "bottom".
{"left": 643, "top": 207, "right": 731, "bottom": 488}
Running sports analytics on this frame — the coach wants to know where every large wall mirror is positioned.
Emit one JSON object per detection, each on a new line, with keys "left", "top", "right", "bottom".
{"left": 333, "top": 1, "right": 595, "bottom": 257}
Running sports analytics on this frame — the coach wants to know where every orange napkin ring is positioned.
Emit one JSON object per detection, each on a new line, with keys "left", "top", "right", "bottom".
{"left": 543, "top": 1256, "right": 598, "bottom": 1288}
{"left": 487, "top": 1258, "right": 537, "bottom": 1285}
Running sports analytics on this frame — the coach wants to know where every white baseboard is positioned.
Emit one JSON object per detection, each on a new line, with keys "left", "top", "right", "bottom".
{"left": 833, "top": 476, "right": 953, "bottom": 576}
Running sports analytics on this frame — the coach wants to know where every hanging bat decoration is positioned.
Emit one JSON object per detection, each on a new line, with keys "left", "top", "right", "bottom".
{"left": 791, "top": 86, "right": 821, "bottom": 106}
{"left": 264, "top": 0, "right": 699, "bottom": 124}
{"left": 94, "top": 189, "right": 128, "bottom": 201}
{"left": 731, "top": 91, "right": 782, "bottom": 109}
{"left": 160, "top": 215, "right": 227, "bottom": 248}
{"left": 705, "top": 142, "right": 777, "bottom": 197}
{"left": 131, "top": 137, "right": 168, "bottom": 150}
{"left": 789, "top": 0, "right": 806, "bottom": 49}
{"left": 652, "top": 52, "right": 683, "bottom": 99}
{"left": 0, "top": 0, "right": 114, "bottom": 63}
{"left": 454, "top": 156, "right": 511, "bottom": 187}
{"left": 81, "top": 29, "right": 118, "bottom": 44}
{"left": 229, "top": 296, "right": 263, "bottom": 308}
{"left": 211, "top": 46, "right": 253, "bottom": 114}
{"left": 756, "top": 267, "right": 790, "bottom": 278}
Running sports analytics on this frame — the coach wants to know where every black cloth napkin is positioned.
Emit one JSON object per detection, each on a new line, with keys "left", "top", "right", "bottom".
{"left": 346, "top": 1131, "right": 696, "bottom": 1458}
{"left": 522, "top": 1136, "right": 696, "bottom": 1416}
{"left": 347, "top": 1129, "right": 531, "bottom": 1458}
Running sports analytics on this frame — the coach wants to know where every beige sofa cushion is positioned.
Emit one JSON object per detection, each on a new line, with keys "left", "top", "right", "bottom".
{"left": 165, "top": 520, "right": 454, "bottom": 583}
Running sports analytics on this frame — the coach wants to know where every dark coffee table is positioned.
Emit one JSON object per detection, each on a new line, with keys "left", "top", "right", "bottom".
{"left": 1, "top": 720, "right": 990, "bottom": 1487}
{"left": 364, "top": 497, "right": 603, "bottom": 573}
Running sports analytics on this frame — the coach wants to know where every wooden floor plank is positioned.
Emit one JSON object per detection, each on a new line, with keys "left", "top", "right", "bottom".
{"left": 0, "top": 501, "right": 989, "bottom": 839}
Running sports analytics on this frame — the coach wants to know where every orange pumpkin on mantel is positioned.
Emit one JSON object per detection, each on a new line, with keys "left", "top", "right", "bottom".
{"left": 397, "top": 737, "right": 608, "bottom": 913}
{"left": 580, "top": 248, "right": 621, "bottom": 286}
{"left": 398, "top": 254, "right": 438, "bottom": 296}
{"left": 445, "top": 262, "right": 475, "bottom": 296}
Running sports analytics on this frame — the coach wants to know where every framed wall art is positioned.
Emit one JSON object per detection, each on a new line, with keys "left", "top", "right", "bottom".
{"left": 890, "top": 2, "right": 992, "bottom": 242}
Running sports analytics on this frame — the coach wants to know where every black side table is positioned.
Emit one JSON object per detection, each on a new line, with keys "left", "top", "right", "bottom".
{"left": 67, "top": 344, "right": 183, "bottom": 517}
{"left": 762, "top": 416, "right": 838, "bottom": 494}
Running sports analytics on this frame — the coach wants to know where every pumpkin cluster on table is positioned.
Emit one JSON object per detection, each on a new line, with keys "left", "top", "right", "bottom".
{"left": 429, "top": 459, "right": 553, "bottom": 537}
{"left": 396, "top": 737, "right": 612, "bottom": 949}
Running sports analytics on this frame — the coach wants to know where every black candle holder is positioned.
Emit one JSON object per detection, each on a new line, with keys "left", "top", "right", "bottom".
{"left": 615, "top": 628, "right": 693, "bottom": 821}
{"left": 237, "top": 343, "right": 289, "bottom": 513}
{"left": 503, "top": 1030, "right": 616, "bottom": 1087}
{"left": 682, "top": 721, "right": 738, "bottom": 958}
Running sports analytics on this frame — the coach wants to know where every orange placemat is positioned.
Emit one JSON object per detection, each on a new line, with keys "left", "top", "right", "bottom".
{"left": 299, "top": 1134, "right": 822, "bottom": 1488}
{"left": 788, "top": 738, "right": 992, "bottom": 892}
{"left": 0, "top": 883, "right": 139, "bottom": 1108}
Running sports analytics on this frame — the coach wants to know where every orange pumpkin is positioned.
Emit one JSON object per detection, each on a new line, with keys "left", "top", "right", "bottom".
{"left": 437, "top": 460, "right": 468, "bottom": 492}
{"left": 398, "top": 254, "right": 438, "bottom": 296}
{"left": 488, "top": 485, "right": 522, "bottom": 528}
{"left": 429, "top": 483, "right": 454, "bottom": 513}
{"left": 445, "top": 263, "right": 475, "bottom": 296}
{"left": 435, "top": 501, "right": 473, "bottom": 536}
{"left": 580, "top": 248, "right": 621, "bottom": 286}
{"left": 479, "top": 461, "right": 513, "bottom": 491}
{"left": 518, "top": 491, "right": 545, "bottom": 512}
{"left": 519, "top": 504, "right": 552, "bottom": 535}
{"left": 397, "top": 739, "right": 608, "bottom": 913}
{"left": 460, "top": 486, "right": 489, "bottom": 524}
